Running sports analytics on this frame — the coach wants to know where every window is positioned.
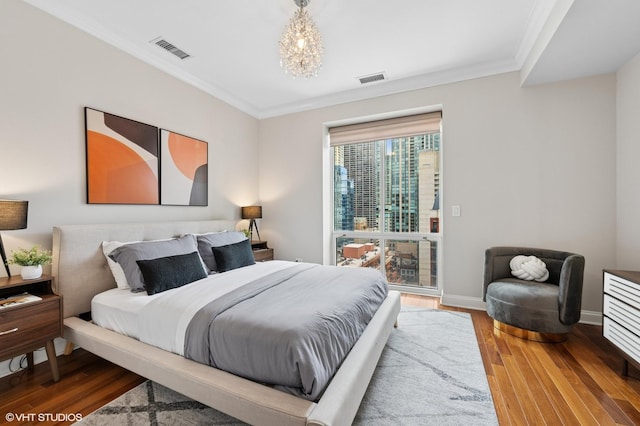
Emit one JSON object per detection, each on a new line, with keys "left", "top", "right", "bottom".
{"left": 330, "top": 112, "right": 442, "bottom": 293}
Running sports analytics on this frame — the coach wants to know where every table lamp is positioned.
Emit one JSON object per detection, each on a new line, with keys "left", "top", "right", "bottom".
{"left": 241, "top": 206, "right": 262, "bottom": 242}
{"left": 0, "top": 199, "right": 29, "bottom": 277}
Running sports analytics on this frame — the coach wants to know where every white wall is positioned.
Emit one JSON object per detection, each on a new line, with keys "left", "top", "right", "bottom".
{"left": 617, "top": 52, "right": 640, "bottom": 269}
{"left": 259, "top": 72, "right": 617, "bottom": 317}
{"left": 1, "top": 0, "right": 621, "bottom": 320}
{"left": 0, "top": 1, "right": 260, "bottom": 277}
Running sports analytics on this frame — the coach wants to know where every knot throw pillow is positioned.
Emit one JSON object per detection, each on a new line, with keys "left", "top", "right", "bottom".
{"left": 510, "top": 255, "right": 549, "bottom": 282}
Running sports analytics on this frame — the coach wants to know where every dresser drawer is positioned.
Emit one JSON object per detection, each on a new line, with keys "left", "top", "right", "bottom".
{"left": 604, "top": 272, "right": 640, "bottom": 310}
{"left": 0, "top": 298, "right": 61, "bottom": 357}
{"left": 603, "top": 317, "right": 640, "bottom": 365}
{"left": 604, "top": 294, "right": 640, "bottom": 338}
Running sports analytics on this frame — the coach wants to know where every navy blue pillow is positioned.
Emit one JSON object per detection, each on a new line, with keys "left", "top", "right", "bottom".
{"left": 136, "top": 251, "right": 208, "bottom": 295}
{"left": 211, "top": 239, "right": 256, "bottom": 272}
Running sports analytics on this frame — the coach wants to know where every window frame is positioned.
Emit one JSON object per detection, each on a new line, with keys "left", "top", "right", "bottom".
{"left": 329, "top": 115, "right": 443, "bottom": 296}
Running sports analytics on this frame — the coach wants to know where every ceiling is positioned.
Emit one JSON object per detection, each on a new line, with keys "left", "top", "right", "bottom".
{"left": 23, "top": 0, "right": 640, "bottom": 119}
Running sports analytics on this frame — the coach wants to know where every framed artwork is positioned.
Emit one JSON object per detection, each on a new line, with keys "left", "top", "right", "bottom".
{"left": 160, "top": 129, "right": 208, "bottom": 206}
{"left": 85, "top": 108, "right": 159, "bottom": 204}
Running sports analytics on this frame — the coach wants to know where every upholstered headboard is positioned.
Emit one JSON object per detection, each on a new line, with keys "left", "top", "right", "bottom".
{"left": 52, "top": 220, "right": 237, "bottom": 318}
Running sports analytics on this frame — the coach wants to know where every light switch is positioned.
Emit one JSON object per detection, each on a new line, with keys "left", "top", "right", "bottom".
{"left": 452, "top": 205, "right": 461, "bottom": 217}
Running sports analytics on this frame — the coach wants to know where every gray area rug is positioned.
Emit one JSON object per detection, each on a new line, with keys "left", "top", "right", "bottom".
{"left": 79, "top": 308, "right": 497, "bottom": 425}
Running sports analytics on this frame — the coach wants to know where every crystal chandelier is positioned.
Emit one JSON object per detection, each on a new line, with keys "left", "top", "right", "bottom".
{"left": 279, "top": 0, "right": 324, "bottom": 78}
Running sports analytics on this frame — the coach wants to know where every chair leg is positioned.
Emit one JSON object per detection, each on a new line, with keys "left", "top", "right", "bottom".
{"left": 493, "top": 320, "right": 567, "bottom": 343}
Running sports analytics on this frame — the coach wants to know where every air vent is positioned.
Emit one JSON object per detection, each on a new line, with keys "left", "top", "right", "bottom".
{"left": 150, "top": 37, "right": 190, "bottom": 60}
{"left": 358, "top": 72, "right": 386, "bottom": 85}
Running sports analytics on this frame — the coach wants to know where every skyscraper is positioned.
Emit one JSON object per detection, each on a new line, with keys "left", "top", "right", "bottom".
{"left": 334, "top": 134, "right": 440, "bottom": 234}
{"left": 333, "top": 132, "right": 441, "bottom": 288}
{"left": 334, "top": 165, "right": 354, "bottom": 231}
{"left": 337, "top": 142, "right": 380, "bottom": 231}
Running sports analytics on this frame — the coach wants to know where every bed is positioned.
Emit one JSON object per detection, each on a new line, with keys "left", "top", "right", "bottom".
{"left": 52, "top": 220, "right": 401, "bottom": 425}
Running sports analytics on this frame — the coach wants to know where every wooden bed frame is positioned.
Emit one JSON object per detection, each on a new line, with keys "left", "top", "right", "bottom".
{"left": 52, "top": 220, "right": 401, "bottom": 426}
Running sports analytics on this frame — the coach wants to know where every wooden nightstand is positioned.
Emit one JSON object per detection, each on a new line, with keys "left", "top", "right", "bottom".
{"left": 0, "top": 274, "right": 62, "bottom": 382}
{"left": 251, "top": 241, "right": 274, "bottom": 262}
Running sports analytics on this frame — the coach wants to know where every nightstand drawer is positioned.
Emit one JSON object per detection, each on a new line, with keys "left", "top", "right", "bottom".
{"left": 0, "top": 298, "right": 61, "bottom": 357}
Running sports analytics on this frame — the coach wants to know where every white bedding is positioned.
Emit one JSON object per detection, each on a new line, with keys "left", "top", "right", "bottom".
{"left": 55, "top": 220, "right": 401, "bottom": 425}
{"left": 92, "top": 260, "right": 298, "bottom": 355}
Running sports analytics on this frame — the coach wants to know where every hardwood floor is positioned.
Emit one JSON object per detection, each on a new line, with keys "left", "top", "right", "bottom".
{"left": 402, "top": 294, "right": 640, "bottom": 425}
{"left": 1, "top": 295, "right": 639, "bottom": 425}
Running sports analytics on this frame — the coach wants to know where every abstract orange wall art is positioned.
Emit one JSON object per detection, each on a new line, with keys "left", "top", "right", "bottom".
{"left": 85, "top": 108, "right": 159, "bottom": 204}
{"left": 160, "top": 129, "right": 208, "bottom": 206}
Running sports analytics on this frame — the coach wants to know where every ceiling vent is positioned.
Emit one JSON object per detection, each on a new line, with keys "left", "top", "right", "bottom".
{"left": 150, "top": 37, "right": 190, "bottom": 60}
{"left": 358, "top": 72, "right": 386, "bottom": 85}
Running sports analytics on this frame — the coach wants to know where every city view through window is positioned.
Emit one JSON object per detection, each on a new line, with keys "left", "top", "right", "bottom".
{"left": 333, "top": 132, "right": 441, "bottom": 291}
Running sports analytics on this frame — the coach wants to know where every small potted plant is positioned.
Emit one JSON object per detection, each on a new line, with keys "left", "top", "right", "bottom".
{"left": 9, "top": 246, "right": 52, "bottom": 279}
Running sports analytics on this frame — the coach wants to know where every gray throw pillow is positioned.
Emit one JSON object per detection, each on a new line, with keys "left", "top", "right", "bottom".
{"left": 109, "top": 234, "right": 206, "bottom": 292}
{"left": 195, "top": 231, "right": 247, "bottom": 272}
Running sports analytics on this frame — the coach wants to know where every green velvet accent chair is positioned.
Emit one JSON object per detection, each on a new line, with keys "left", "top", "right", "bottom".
{"left": 483, "top": 246, "right": 585, "bottom": 336}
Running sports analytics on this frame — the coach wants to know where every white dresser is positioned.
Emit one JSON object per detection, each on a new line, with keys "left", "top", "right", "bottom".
{"left": 603, "top": 270, "right": 640, "bottom": 376}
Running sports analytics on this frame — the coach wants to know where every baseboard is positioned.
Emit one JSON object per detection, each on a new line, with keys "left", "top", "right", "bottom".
{"left": 0, "top": 337, "right": 68, "bottom": 379}
{"left": 439, "top": 293, "right": 603, "bottom": 326}
{"left": 579, "top": 310, "right": 602, "bottom": 326}
{"left": 440, "top": 293, "right": 487, "bottom": 311}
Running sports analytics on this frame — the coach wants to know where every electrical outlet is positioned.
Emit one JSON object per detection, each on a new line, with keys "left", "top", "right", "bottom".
{"left": 452, "top": 205, "right": 461, "bottom": 217}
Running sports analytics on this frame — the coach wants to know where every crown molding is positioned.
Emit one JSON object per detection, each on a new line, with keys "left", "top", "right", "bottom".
{"left": 23, "top": 0, "right": 261, "bottom": 117}
{"left": 515, "top": 0, "right": 560, "bottom": 68}
{"left": 257, "top": 58, "right": 520, "bottom": 119}
{"left": 24, "top": 0, "right": 532, "bottom": 120}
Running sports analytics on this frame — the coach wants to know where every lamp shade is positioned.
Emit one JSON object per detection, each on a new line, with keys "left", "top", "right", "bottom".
{"left": 241, "top": 206, "right": 262, "bottom": 220}
{"left": 0, "top": 200, "right": 28, "bottom": 230}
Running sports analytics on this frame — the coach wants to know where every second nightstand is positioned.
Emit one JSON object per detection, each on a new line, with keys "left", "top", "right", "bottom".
{"left": 251, "top": 241, "right": 274, "bottom": 262}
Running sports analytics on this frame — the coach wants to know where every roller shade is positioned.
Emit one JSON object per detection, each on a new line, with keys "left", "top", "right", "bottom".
{"left": 329, "top": 111, "right": 441, "bottom": 146}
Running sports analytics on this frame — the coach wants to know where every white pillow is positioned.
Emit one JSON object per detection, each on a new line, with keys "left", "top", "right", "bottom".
{"left": 108, "top": 235, "right": 206, "bottom": 293}
{"left": 103, "top": 236, "right": 210, "bottom": 288}
{"left": 509, "top": 255, "right": 549, "bottom": 282}
{"left": 102, "top": 240, "right": 135, "bottom": 289}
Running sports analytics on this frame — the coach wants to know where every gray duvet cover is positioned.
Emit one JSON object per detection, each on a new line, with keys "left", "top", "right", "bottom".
{"left": 184, "top": 263, "right": 388, "bottom": 401}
